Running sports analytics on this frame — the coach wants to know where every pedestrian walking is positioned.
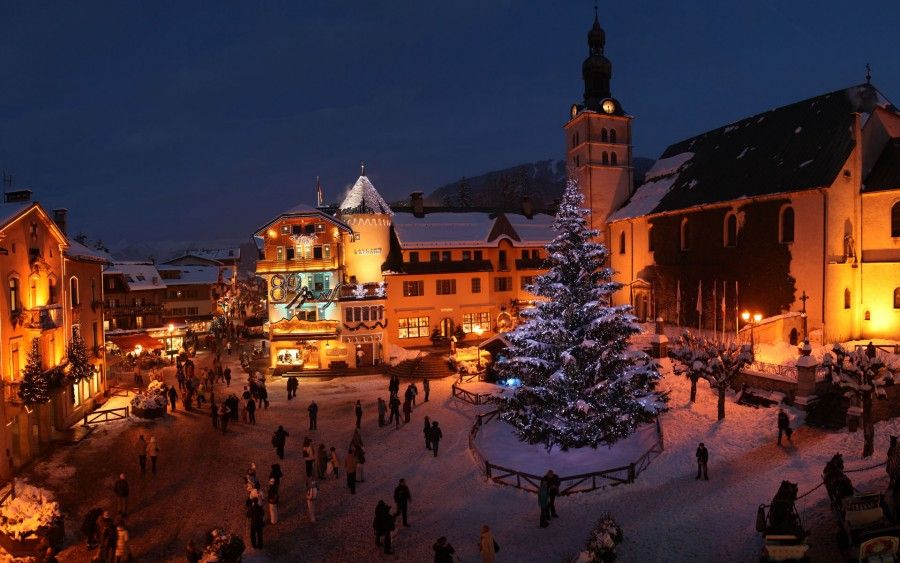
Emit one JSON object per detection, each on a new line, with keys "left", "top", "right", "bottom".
{"left": 696, "top": 442, "right": 709, "bottom": 480}
{"left": 433, "top": 536, "right": 455, "bottom": 563}
{"left": 373, "top": 500, "right": 395, "bottom": 555}
{"left": 377, "top": 397, "right": 386, "bottom": 427}
{"left": 167, "top": 386, "right": 178, "bottom": 412}
{"left": 220, "top": 403, "right": 230, "bottom": 434}
{"left": 98, "top": 512, "right": 115, "bottom": 563}
{"left": 247, "top": 498, "right": 265, "bottom": 549}
{"left": 147, "top": 437, "right": 159, "bottom": 475}
{"left": 286, "top": 376, "right": 298, "bottom": 400}
{"left": 269, "top": 463, "right": 283, "bottom": 490}
{"left": 113, "top": 474, "right": 129, "bottom": 516}
{"left": 430, "top": 421, "right": 443, "bottom": 457}
{"left": 389, "top": 374, "right": 400, "bottom": 396}
{"left": 306, "top": 479, "right": 318, "bottom": 523}
{"left": 479, "top": 524, "right": 498, "bottom": 563}
{"left": 538, "top": 480, "right": 551, "bottom": 527}
{"left": 545, "top": 470, "right": 560, "bottom": 517}
{"left": 308, "top": 400, "right": 318, "bottom": 430}
{"left": 227, "top": 341, "right": 232, "bottom": 355}
{"left": 133, "top": 364, "right": 143, "bottom": 387}
{"left": 303, "top": 437, "right": 315, "bottom": 477}
{"left": 389, "top": 394, "right": 401, "bottom": 428}
{"left": 354, "top": 444, "right": 367, "bottom": 483}
{"left": 211, "top": 400, "right": 219, "bottom": 429}
{"left": 393, "top": 478, "right": 411, "bottom": 527}
{"left": 424, "top": 416, "right": 432, "bottom": 450}
{"left": 272, "top": 426, "right": 289, "bottom": 460}
{"left": 403, "top": 398, "right": 412, "bottom": 423}
{"left": 355, "top": 400, "right": 363, "bottom": 429}
{"left": 423, "top": 377, "right": 430, "bottom": 402}
{"left": 136, "top": 435, "right": 147, "bottom": 475}
{"left": 115, "top": 522, "right": 130, "bottom": 563}
{"left": 247, "top": 397, "right": 257, "bottom": 425}
{"left": 409, "top": 382, "right": 418, "bottom": 406}
{"left": 224, "top": 367, "right": 232, "bottom": 386}
{"left": 345, "top": 447, "right": 358, "bottom": 494}
{"left": 316, "top": 443, "right": 328, "bottom": 480}
{"left": 267, "top": 478, "right": 279, "bottom": 524}
{"left": 329, "top": 447, "right": 340, "bottom": 479}
{"left": 777, "top": 409, "right": 793, "bottom": 445}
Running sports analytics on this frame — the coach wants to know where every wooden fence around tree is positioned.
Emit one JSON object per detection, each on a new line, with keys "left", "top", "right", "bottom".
{"left": 468, "top": 410, "right": 664, "bottom": 495}
{"left": 452, "top": 384, "right": 493, "bottom": 405}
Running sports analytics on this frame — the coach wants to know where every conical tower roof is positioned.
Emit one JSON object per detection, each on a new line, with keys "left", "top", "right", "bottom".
{"left": 339, "top": 173, "right": 393, "bottom": 216}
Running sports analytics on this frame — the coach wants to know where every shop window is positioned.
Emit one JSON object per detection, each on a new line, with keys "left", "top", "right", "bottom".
{"left": 398, "top": 316, "right": 429, "bottom": 339}
{"left": 462, "top": 312, "right": 490, "bottom": 333}
{"left": 780, "top": 206, "right": 795, "bottom": 243}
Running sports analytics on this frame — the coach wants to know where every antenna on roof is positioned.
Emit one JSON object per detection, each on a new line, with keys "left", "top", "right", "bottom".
{"left": 360, "top": 161, "right": 366, "bottom": 176}
{"left": 865, "top": 63, "right": 871, "bottom": 85}
{"left": 316, "top": 176, "right": 324, "bottom": 207}
{"left": 2, "top": 171, "right": 13, "bottom": 199}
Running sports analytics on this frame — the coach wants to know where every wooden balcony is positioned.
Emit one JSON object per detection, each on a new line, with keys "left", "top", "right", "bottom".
{"left": 269, "top": 319, "right": 340, "bottom": 340}
{"left": 257, "top": 258, "right": 340, "bottom": 274}
{"left": 20, "top": 304, "right": 63, "bottom": 331}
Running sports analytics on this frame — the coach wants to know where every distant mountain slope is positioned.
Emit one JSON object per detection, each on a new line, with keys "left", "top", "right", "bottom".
{"left": 407, "top": 157, "right": 654, "bottom": 210}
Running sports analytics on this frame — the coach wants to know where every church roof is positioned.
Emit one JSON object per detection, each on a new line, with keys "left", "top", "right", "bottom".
{"left": 865, "top": 137, "right": 900, "bottom": 192}
{"left": 610, "top": 84, "right": 895, "bottom": 221}
{"left": 339, "top": 175, "right": 393, "bottom": 216}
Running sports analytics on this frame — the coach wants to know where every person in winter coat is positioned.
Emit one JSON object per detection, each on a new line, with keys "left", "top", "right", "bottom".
{"left": 219, "top": 403, "right": 230, "bottom": 434}
{"left": 430, "top": 421, "right": 443, "bottom": 457}
{"left": 377, "top": 397, "right": 386, "bottom": 427}
{"left": 423, "top": 377, "right": 430, "bottom": 402}
{"left": 433, "top": 536, "right": 455, "bottom": 563}
{"left": 113, "top": 474, "right": 129, "bottom": 516}
{"left": 308, "top": 400, "right": 318, "bottom": 430}
{"left": 777, "top": 409, "right": 793, "bottom": 445}
{"left": 393, "top": 478, "right": 411, "bottom": 527}
{"left": 316, "top": 443, "right": 328, "bottom": 480}
{"left": 354, "top": 443, "right": 367, "bottom": 483}
{"left": 269, "top": 464, "right": 283, "bottom": 489}
{"left": 211, "top": 400, "right": 219, "bottom": 430}
{"left": 424, "top": 416, "right": 432, "bottom": 450}
{"left": 696, "top": 442, "right": 709, "bottom": 480}
{"left": 329, "top": 447, "right": 340, "bottom": 479}
{"left": 389, "top": 394, "right": 401, "bottom": 428}
{"left": 247, "top": 397, "right": 257, "bottom": 425}
{"left": 147, "top": 437, "right": 159, "bottom": 475}
{"left": 403, "top": 398, "right": 412, "bottom": 423}
{"left": 267, "top": 478, "right": 279, "bottom": 524}
{"left": 389, "top": 374, "right": 400, "bottom": 395}
{"left": 247, "top": 498, "right": 265, "bottom": 549}
{"left": 544, "top": 470, "right": 560, "bottom": 517}
{"left": 287, "top": 376, "right": 298, "bottom": 400}
{"left": 302, "top": 437, "right": 315, "bottom": 477}
{"left": 137, "top": 435, "right": 147, "bottom": 475}
{"left": 345, "top": 447, "right": 358, "bottom": 494}
{"left": 538, "top": 480, "right": 551, "bottom": 527}
{"left": 167, "top": 386, "right": 178, "bottom": 412}
{"left": 409, "top": 382, "right": 418, "bottom": 406}
{"left": 373, "top": 500, "right": 395, "bottom": 554}
{"left": 306, "top": 479, "right": 319, "bottom": 523}
{"left": 114, "top": 522, "right": 130, "bottom": 563}
{"left": 98, "top": 512, "right": 115, "bottom": 563}
{"left": 355, "top": 400, "right": 363, "bottom": 429}
{"left": 272, "top": 426, "right": 289, "bottom": 459}
{"left": 224, "top": 367, "right": 232, "bottom": 386}
{"left": 479, "top": 524, "right": 498, "bottom": 563}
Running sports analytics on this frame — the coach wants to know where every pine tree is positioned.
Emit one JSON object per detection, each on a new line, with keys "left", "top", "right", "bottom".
{"left": 66, "top": 329, "right": 91, "bottom": 383}
{"left": 457, "top": 177, "right": 472, "bottom": 208}
{"left": 18, "top": 338, "right": 50, "bottom": 405}
{"left": 493, "top": 179, "right": 667, "bottom": 451}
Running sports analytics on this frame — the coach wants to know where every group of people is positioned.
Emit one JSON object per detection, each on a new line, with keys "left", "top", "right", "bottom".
{"left": 81, "top": 508, "right": 130, "bottom": 563}
{"left": 380, "top": 375, "right": 431, "bottom": 429}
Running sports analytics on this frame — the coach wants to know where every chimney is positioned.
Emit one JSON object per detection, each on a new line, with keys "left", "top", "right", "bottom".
{"left": 4, "top": 189, "right": 32, "bottom": 203}
{"left": 521, "top": 196, "right": 533, "bottom": 219}
{"left": 411, "top": 191, "right": 425, "bottom": 218}
{"left": 53, "top": 208, "right": 68, "bottom": 235}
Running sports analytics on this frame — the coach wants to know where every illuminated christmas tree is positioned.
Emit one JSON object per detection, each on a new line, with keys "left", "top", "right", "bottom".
{"left": 18, "top": 338, "right": 50, "bottom": 405}
{"left": 66, "top": 329, "right": 91, "bottom": 383}
{"left": 493, "top": 179, "right": 667, "bottom": 450}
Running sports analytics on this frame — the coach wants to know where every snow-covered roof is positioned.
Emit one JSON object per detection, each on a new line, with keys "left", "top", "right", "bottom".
{"left": 608, "top": 152, "right": 695, "bottom": 221}
{"left": 255, "top": 204, "right": 352, "bottom": 236}
{"left": 65, "top": 239, "right": 112, "bottom": 263}
{"left": 339, "top": 175, "right": 393, "bottom": 216}
{"left": 392, "top": 212, "right": 497, "bottom": 248}
{"left": 104, "top": 262, "right": 166, "bottom": 291}
{"left": 504, "top": 213, "right": 556, "bottom": 244}
{"left": 157, "top": 265, "right": 223, "bottom": 286}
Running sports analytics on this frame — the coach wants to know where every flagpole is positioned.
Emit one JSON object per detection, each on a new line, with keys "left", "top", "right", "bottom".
{"left": 721, "top": 281, "right": 727, "bottom": 342}
{"left": 734, "top": 280, "right": 740, "bottom": 339}
{"left": 676, "top": 280, "right": 681, "bottom": 328}
{"left": 697, "top": 280, "right": 702, "bottom": 333}
{"left": 713, "top": 281, "right": 717, "bottom": 337}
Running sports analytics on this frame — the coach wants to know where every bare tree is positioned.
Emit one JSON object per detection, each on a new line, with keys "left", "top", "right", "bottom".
{"left": 669, "top": 333, "right": 753, "bottom": 420}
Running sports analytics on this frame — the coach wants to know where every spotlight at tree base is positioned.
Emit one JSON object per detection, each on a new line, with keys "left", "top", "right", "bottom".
{"left": 501, "top": 378, "right": 522, "bottom": 388}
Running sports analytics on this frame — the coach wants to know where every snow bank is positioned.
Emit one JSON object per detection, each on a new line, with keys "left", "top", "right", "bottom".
{"left": 387, "top": 344, "right": 427, "bottom": 366}
{"left": 0, "top": 480, "right": 61, "bottom": 540}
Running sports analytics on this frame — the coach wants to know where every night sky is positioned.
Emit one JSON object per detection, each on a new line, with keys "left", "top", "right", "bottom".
{"left": 1, "top": 1, "right": 897, "bottom": 252}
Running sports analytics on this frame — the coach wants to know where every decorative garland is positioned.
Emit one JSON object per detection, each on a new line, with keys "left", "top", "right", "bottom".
{"left": 342, "top": 320, "right": 388, "bottom": 331}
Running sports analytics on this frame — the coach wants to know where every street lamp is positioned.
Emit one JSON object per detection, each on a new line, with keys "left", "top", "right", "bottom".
{"left": 472, "top": 325, "right": 485, "bottom": 369}
{"left": 741, "top": 311, "right": 762, "bottom": 353}
{"left": 167, "top": 323, "right": 175, "bottom": 364}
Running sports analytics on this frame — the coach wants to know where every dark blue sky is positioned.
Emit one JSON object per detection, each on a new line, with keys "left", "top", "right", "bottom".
{"left": 2, "top": 1, "right": 898, "bottom": 248}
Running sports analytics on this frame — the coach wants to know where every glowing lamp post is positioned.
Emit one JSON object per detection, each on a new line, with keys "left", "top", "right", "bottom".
{"left": 167, "top": 323, "right": 175, "bottom": 364}
{"left": 472, "top": 326, "right": 485, "bottom": 369}
{"left": 742, "top": 311, "right": 762, "bottom": 353}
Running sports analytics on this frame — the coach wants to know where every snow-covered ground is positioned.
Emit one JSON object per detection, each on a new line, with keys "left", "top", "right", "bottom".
{"left": 19, "top": 352, "right": 900, "bottom": 562}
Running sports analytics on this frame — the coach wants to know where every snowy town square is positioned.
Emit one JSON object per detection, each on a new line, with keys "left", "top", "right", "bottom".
{"left": 1, "top": 3, "right": 899, "bottom": 563}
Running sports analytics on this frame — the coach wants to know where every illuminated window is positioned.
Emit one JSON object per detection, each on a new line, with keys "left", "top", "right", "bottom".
{"left": 462, "top": 312, "right": 490, "bottom": 333}
{"left": 724, "top": 213, "right": 737, "bottom": 247}
{"left": 323, "top": 245, "right": 331, "bottom": 260}
{"left": 680, "top": 218, "right": 691, "bottom": 251}
{"left": 892, "top": 203, "right": 900, "bottom": 237}
{"left": 780, "top": 206, "right": 795, "bottom": 243}
{"left": 8, "top": 277, "right": 19, "bottom": 313}
{"left": 398, "top": 316, "right": 429, "bottom": 339}
{"left": 894, "top": 288, "right": 900, "bottom": 309}
{"left": 276, "top": 247, "right": 284, "bottom": 261}
{"left": 135, "top": 316, "right": 144, "bottom": 329}
{"left": 48, "top": 276, "right": 57, "bottom": 305}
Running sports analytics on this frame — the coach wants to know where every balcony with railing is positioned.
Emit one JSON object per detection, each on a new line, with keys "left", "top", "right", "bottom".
{"left": 257, "top": 257, "right": 340, "bottom": 274}
{"left": 106, "top": 303, "right": 165, "bottom": 316}
{"left": 19, "top": 304, "right": 63, "bottom": 331}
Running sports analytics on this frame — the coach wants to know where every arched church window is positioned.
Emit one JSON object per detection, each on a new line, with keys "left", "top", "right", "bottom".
{"left": 610, "top": 152, "right": 618, "bottom": 166}
{"left": 602, "top": 152, "right": 609, "bottom": 165}
{"left": 601, "top": 128, "right": 608, "bottom": 142}
{"left": 680, "top": 218, "right": 691, "bottom": 251}
{"left": 609, "top": 129, "right": 617, "bottom": 143}
{"left": 844, "top": 288, "right": 851, "bottom": 310}
{"left": 894, "top": 288, "right": 900, "bottom": 309}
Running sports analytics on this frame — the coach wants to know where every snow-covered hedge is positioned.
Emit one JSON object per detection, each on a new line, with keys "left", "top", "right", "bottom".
{"left": 0, "top": 480, "right": 61, "bottom": 541}
{"left": 204, "top": 527, "right": 245, "bottom": 562}
{"left": 130, "top": 380, "right": 168, "bottom": 410}
{"left": 576, "top": 513, "right": 623, "bottom": 563}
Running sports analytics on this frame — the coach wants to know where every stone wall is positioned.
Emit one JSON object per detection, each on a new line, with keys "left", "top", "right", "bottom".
{"left": 731, "top": 370, "right": 797, "bottom": 404}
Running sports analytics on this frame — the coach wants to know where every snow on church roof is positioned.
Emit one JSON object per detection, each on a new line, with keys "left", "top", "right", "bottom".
{"left": 339, "top": 175, "right": 393, "bottom": 216}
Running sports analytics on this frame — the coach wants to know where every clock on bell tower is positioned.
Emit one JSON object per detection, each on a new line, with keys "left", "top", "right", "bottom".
{"left": 563, "top": 8, "right": 633, "bottom": 240}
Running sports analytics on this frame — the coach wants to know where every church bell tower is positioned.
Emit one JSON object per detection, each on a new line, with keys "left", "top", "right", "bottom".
{"left": 563, "top": 8, "right": 633, "bottom": 240}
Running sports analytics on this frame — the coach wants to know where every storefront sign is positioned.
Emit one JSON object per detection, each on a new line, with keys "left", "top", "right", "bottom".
{"left": 353, "top": 248, "right": 382, "bottom": 255}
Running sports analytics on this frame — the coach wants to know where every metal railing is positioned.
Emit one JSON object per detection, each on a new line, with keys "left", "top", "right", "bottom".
{"left": 83, "top": 406, "right": 129, "bottom": 426}
{"left": 469, "top": 410, "right": 665, "bottom": 495}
